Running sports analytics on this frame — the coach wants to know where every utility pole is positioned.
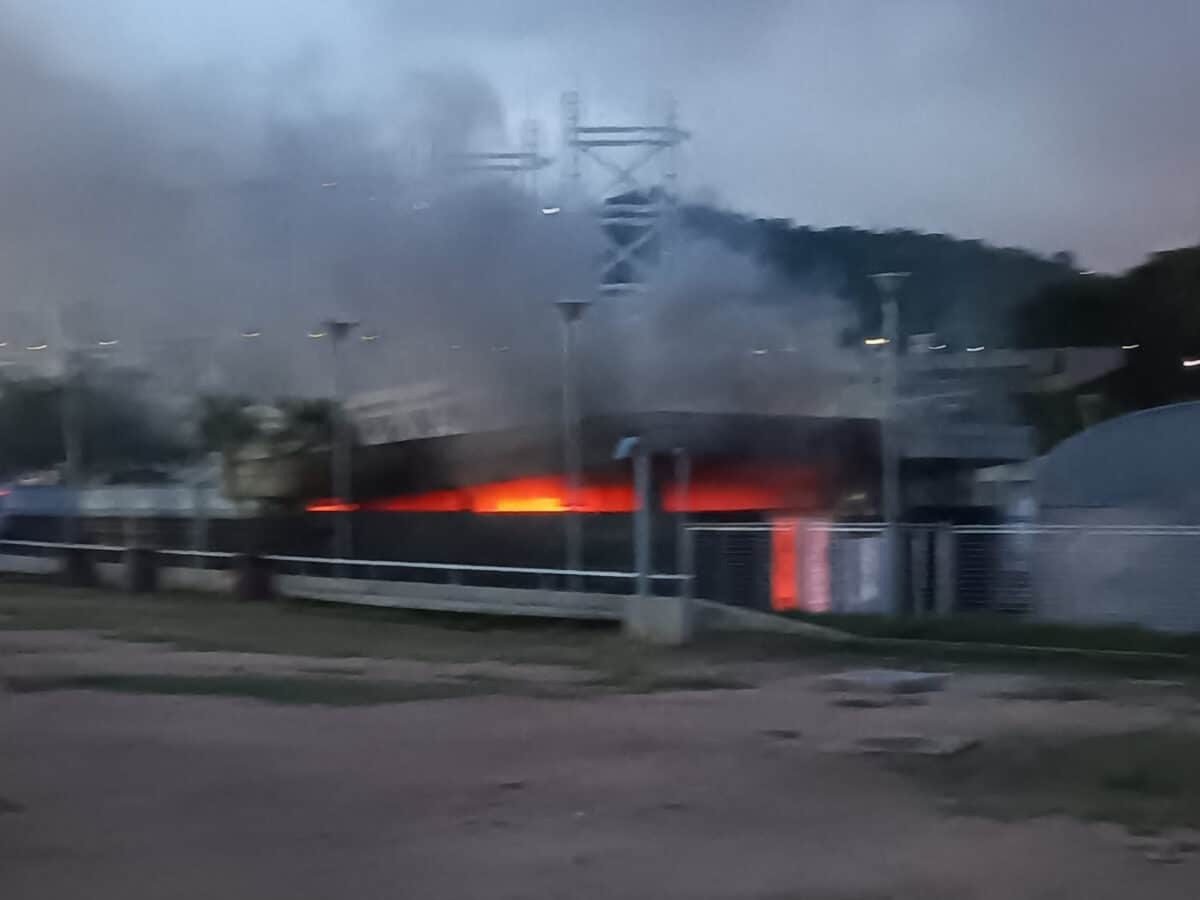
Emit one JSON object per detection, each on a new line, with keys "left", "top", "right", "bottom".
{"left": 324, "top": 319, "right": 358, "bottom": 568}
{"left": 555, "top": 298, "right": 591, "bottom": 587}
{"left": 869, "top": 272, "right": 909, "bottom": 612}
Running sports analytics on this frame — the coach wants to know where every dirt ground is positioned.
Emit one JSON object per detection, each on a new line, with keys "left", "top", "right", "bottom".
{"left": 4, "top": 585, "right": 1200, "bottom": 899}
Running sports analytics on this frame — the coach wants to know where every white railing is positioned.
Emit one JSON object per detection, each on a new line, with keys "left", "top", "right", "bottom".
{"left": 0, "top": 540, "right": 690, "bottom": 595}
{"left": 264, "top": 553, "right": 690, "bottom": 594}
{"left": 0, "top": 538, "right": 128, "bottom": 553}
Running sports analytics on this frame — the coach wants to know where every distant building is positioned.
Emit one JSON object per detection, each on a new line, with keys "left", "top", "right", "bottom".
{"left": 1034, "top": 400, "right": 1200, "bottom": 631}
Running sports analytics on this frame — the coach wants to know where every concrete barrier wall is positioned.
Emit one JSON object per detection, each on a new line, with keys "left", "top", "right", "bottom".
{"left": 159, "top": 566, "right": 236, "bottom": 594}
{"left": 275, "top": 574, "right": 625, "bottom": 621}
{"left": 0, "top": 551, "right": 721, "bottom": 643}
{"left": 0, "top": 554, "right": 58, "bottom": 575}
{"left": 95, "top": 562, "right": 124, "bottom": 589}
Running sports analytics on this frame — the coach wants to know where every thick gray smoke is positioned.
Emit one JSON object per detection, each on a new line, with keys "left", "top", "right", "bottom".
{"left": 0, "top": 18, "right": 594, "bottom": 404}
{"left": 577, "top": 238, "right": 870, "bottom": 421}
{"left": 0, "top": 11, "right": 867, "bottom": 438}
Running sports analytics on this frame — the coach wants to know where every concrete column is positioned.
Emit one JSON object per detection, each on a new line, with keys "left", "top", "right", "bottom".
{"left": 60, "top": 546, "right": 95, "bottom": 587}
{"left": 909, "top": 528, "right": 928, "bottom": 616}
{"left": 234, "top": 554, "right": 273, "bottom": 602}
{"left": 123, "top": 547, "right": 159, "bottom": 594}
{"left": 624, "top": 595, "right": 695, "bottom": 645}
{"left": 632, "top": 446, "right": 651, "bottom": 599}
{"left": 934, "top": 526, "right": 957, "bottom": 616}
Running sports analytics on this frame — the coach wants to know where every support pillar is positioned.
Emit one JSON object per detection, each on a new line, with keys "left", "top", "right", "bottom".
{"left": 60, "top": 546, "right": 95, "bottom": 588}
{"left": 235, "top": 554, "right": 273, "bottom": 602}
{"left": 123, "top": 547, "right": 159, "bottom": 594}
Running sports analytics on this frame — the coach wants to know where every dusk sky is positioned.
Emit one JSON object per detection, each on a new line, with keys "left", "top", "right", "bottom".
{"left": 2, "top": 0, "right": 1199, "bottom": 272}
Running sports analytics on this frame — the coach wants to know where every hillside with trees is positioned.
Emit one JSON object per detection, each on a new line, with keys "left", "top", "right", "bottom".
{"left": 1012, "top": 246, "right": 1200, "bottom": 439}
{"left": 683, "top": 205, "right": 1078, "bottom": 346}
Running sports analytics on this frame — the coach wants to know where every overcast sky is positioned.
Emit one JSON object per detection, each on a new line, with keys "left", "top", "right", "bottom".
{"left": 3, "top": 0, "right": 1199, "bottom": 272}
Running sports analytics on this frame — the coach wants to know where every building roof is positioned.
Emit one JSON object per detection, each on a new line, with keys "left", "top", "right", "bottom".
{"left": 1037, "top": 400, "right": 1200, "bottom": 513}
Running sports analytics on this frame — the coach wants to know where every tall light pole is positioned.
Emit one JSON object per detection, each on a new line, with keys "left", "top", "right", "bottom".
{"left": 59, "top": 348, "right": 83, "bottom": 542}
{"left": 613, "top": 435, "right": 650, "bottom": 599}
{"left": 43, "top": 300, "right": 83, "bottom": 542}
{"left": 47, "top": 331, "right": 119, "bottom": 543}
{"left": 673, "top": 446, "right": 692, "bottom": 598}
{"left": 321, "top": 319, "right": 358, "bottom": 565}
{"left": 555, "top": 298, "right": 592, "bottom": 586}
{"left": 869, "top": 271, "right": 909, "bottom": 612}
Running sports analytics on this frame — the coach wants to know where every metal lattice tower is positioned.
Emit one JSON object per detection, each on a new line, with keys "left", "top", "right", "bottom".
{"left": 445, "top": 119, "right": 551, "bottom": 196}
{"left": 562, "top": 92, "right": 688, "bottom": 296}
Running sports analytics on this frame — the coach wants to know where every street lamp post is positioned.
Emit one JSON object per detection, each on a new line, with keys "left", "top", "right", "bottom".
{"left": 673, "top": 447, "right": 693, "bottom": 598}
{"left": 60, "top": 349, "right": 83, "bottom": 542}
{"left": 869, "top": 271, "right": 910, "bottom": 612}
{"left": 555, "top": 298, "right": 592, "bottom": 587}
{"left": 323, "top": 319, "right": 358, "bottom": 567}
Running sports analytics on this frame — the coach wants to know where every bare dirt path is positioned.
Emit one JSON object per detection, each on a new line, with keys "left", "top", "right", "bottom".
{"left": 3, "top": 585, "right": 1199, "bottom": 898}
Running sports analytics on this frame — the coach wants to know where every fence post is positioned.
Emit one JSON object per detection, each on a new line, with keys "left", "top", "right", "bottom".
{"left": 680, "top": 526, "right": 695, "bottom": 598}
{"left": 60, "top": 546, "right": 96, "bottom": 588}
{"left": 123, "top": 546, "right": 159, "bottom": 594}
{"left": 235, "top": 554, "right": 273, "bottom": 601}
{"left": 632, "top": 444, "right": 651, "bottom": 599}
{"left": 934, "top": 526, "right": 956, "bottom": 616}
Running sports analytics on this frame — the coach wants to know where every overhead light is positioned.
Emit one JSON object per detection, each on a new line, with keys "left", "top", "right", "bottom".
{"left": 96, "top": 339, "right": 119, "bottom": 347}
{"left": 869, "top": 271, "right": 910, "bottom": 295}
{"left": 25, "top": 343, "right": 48, "bottom": 351}
{"left": 930, "top": 343, "right": 948, "bottom": 350}
{"left": 965, "top": 345, "right": 985, "bottom": 352}
{"left": 412, "top": 200, "right": 431, "bottom": 211}
{"left": 320, "top": 181, "right": 338, "bottom": 188}
{"left": 1121, "top": 343, "right": 1140, "bottom": 350}
{"left": 0, "top": 341, "right": 8, "bottom": 348}
{"left": 360, "top": 334, "right": 379, "bottom": 342}
{"left": 239, "top": 330, "right": 261, "bottom": 339}
{"left": 1183, "top": 358, "right": 1200, "bottom": 368}
{"left": 750, "top": 348, "right": 769, "bottom": 355}
{"left": 540, "top": 206, "right": 562, "bottom": 215}
{"left": 307, "top": 331, "right": 327, "bottom": 339}
{"left": 863, "top": 337, "right": 889, "bottom": 346}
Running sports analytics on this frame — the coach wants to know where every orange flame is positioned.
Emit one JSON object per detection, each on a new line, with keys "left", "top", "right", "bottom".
{"left": 307, "top": 465, "right": 823, "bottom": 515}
{"left": 771, "top": 516, "right": 832, "bottom": 612}
{"left": 470, "top": 476, "right": 635, "bottom": 514}
{"left": 307, "top": 499, "right": 360, "bottom": 512}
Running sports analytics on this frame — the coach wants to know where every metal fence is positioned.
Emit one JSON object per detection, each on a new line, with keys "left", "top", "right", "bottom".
{"left": 689, "top": 522, "right": 888, "bottom": 615}
{"left": 687, "top": 521, "right": 1200, "bottom": 633}
{"left": 12, "top": 523, "right": 1200, "bottom": 633}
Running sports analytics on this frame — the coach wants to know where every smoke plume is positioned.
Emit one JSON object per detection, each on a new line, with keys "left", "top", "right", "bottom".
{"left": 0, "top": 9, "right": 867, "bottom": 442}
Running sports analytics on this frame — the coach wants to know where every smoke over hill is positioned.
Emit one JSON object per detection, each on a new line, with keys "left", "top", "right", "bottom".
{"left": 0, "top": 5, "right": 1077, "bottom": 451}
